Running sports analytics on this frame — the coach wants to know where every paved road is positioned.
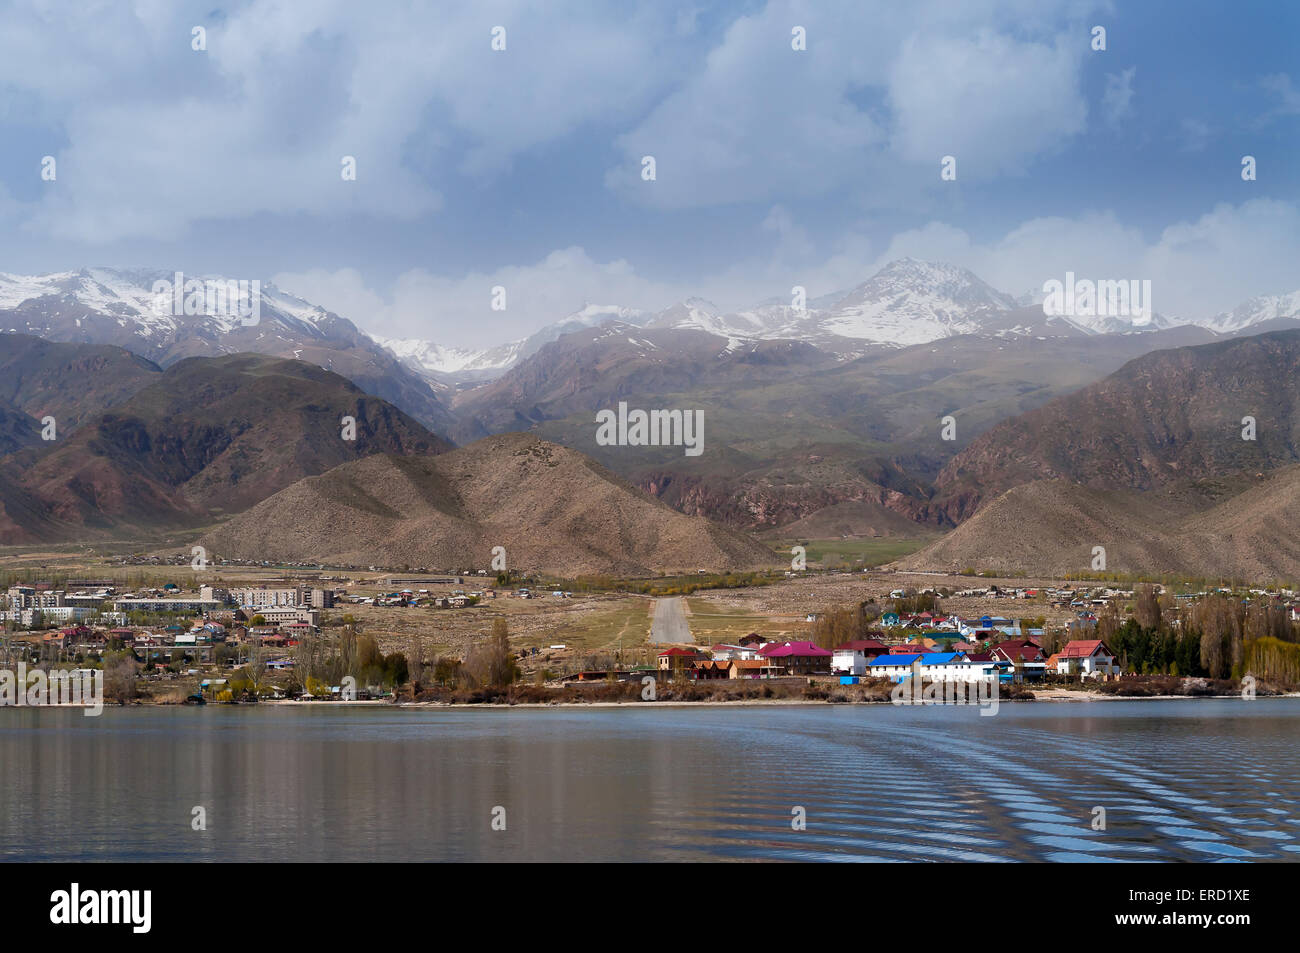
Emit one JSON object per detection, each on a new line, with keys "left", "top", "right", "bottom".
{"left": 649, "top": 597, "right": 692, "bottom": 644}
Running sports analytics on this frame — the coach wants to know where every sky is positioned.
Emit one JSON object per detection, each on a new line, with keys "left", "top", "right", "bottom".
{"left": 0, "top": 0, "right": 1296, "bottom": 346}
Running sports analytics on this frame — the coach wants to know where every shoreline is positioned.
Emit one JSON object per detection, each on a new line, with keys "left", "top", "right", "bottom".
{"left": 7, "top": 691, "right": 1297, "bottom": 713}
{"left": 389, "top": 691, "right": 1300, "bottom": 709}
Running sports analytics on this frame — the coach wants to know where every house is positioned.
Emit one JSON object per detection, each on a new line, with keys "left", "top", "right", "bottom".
{"left": 690, "top": 660, "right": 731, "bottom": 680}
{"left": 990, "top": 639, "right": 1045, "bottom": 664}
{"left": 737, "top": 632, "right": 767, "bottom": 647}
{"left": 710, "top": 643, "right": 760, "bottom": 662}
{"left": 867, "top": 653, "right": 924, "bottom": 682}
{"left": 889, "top": 640, "right": 934, "bottom": 654}
{"left": 911, "top": 651, "right": 981, "bottom": 681}
{"left": 989, "top": 639, "right": 1046, "bottom": 680}
{"left": 658, "top": 647, "right": 704, "bottom": 673}
{"left": 728, "top": 659, "right": 782, "bottom": 680}
{"left": 1056, "top": 639, "right": 1121, "bottom": 677}
{"left": 561, "top": 670, "right": 635, "bottom": 683}
{"left": 173, "top": 632, "right": 214, "bottom": 660}
{"left": 831, "top": 639, "right": 890, "bottom": 676}
{"left": 282, "top": 621, "right": 313, "bottom": 641}
{"left": 868, "top": 652, "right": 984, "bottom": 683}
{"left": 757, "top": 641, "right": 832, "bottom": 675}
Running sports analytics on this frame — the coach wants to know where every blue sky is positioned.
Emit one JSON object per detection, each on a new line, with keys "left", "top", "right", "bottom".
{"left": 0, "top": 0, "right": 1296, "bottom": 345}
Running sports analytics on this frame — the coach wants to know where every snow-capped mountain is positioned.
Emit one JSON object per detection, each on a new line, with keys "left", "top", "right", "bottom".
{"left": 0, "top": 267, "right": 340, "bottom": 342}
{"left": 816, "top": 258, "right": 1018, "bottom": 345}
{"left": 0, "top": 267, "right": 456, "bottom": 434}
{"left": 376, "top": 262, "right": 1300, "bottom": 385}
{"left": 1200, "top": 290, "right": 1300, "bottom": 333}
{"left": 379, "top": 303, "right": 651, "bottom": 380}
{"left": 631, "top": 259, "right": 1019, "bottom": 351}
{"left": 6, "top": 263, "right": 1297, "bottom": 405}
{"left": 378, "top": 337, "right": 528, "bottom": 377}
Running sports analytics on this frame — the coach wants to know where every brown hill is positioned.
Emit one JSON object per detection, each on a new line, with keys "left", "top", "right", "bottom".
{"left": 758, "top": 499, "right": 935, "bottom": 540}
{"left": 0, "top": 332, "right": 162, "bottom": 430}
{"left": 0, "top": 353, "right": 448, "bottom": 541}
{"left": 200, "top": 433, "right": 781, "bottom": 575}
{"left": 934, "top": 329, "right": 1300, "bottom": 521}
{"left": 895, "top": 466, "right": 1300, "bottom": 582}
{"left": 454, "top": 315, "right": 1219, "bottom": 533}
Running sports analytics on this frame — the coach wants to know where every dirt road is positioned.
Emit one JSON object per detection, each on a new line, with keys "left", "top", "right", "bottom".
{"left": 650, "top": 597, "right": 692, "bottom": 644}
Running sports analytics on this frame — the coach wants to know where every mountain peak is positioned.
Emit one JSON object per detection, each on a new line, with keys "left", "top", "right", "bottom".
{"left": 1201, "top": 289, "right": 1300, "bottom": 333}
{"left": 817, "top": 258, "right": 1016, "bottom": 345}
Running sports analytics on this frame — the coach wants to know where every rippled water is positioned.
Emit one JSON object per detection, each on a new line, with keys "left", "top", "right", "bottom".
{"left": 2, "top": 699, "right": 1297, "bottom": 861}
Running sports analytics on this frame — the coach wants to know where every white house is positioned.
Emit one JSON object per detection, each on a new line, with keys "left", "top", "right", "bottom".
{"left": 868, "top": 652, "right": 998, "bottom": 684}
{"left": 831, "top": 640, "right": 890, "bottom": 675}
{"left": 710, "top": 643, "right": 761, "bottom": 662}
{"left": 1055, "top": 639, "right": 1121, "bottom": 677}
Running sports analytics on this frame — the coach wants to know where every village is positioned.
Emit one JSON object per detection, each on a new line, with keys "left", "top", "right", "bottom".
{"left": 1, "top": 564, "right": 1295, "bottom": 704}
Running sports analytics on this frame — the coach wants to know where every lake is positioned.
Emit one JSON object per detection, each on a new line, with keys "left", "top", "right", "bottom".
{"left": 2, "top": 699, "right": 1298, "bottom": 862}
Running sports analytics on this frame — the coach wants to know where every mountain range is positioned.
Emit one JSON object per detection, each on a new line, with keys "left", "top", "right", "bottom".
{"left": 0, "top": 344, "right": 446, "bottom": 543}
{"left": 0, "top": 335, "right": 779, "bottom": 575}
{"left": 0, "top": 268, "right": 459, "bottom": 438}
{"left": 4, "top": 259, "right": 1300, "bottom": 577}
{"left": 932, "top": 329, "right": 1300, "bottom": 521}
{"left": 891, "top": 329, "right": 1300, "bottom": 579}
{"left": 370, "top": 258, "right": 1286, "bottom": 380}
{"left": 5, "top": 260, "right": 1294, "bottom": 394}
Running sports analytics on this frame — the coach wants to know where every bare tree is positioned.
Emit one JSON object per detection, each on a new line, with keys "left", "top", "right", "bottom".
{"left": 1135, "top": 585, "right": 1162, "bottom": 631}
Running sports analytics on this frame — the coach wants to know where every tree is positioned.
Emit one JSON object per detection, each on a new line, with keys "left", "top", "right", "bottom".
{"left": 354, "top": 634, "right": 384, "bottom": 686}
{"left": 239, "top": 643, "right": 267, "bottom": 696}
{"left": 103, "top": 650, "right": 138, "bottom": 704}
{"left": 432, "top": 657, "right": 462, "bottom": 687}
{"left": 811, "top": 599, "right": 883, "bottom": 649}
{"left": 464, "top": 618, "right": 517, "bottom": 688}
{"left": 1135, "top": 585, "right": 1162, "bottom": 631}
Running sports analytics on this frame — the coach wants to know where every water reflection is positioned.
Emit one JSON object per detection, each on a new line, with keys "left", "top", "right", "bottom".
{"left": 1, "top": 699, "right": 1296, "bottom": 862}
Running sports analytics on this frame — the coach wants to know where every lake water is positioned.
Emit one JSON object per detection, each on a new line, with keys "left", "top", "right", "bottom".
{"left": 2, "top": 699, "right": 1298, "bottom": 862}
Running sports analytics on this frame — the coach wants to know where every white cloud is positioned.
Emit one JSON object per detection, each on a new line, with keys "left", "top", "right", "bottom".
{"left": 275, "top": 248, "right": 684, "bottom": 348}
{"left": 1101, "top": 67, "right": 1136, "bottom": 126}
{"left": 861, "top": 200, "right": 1300, "bottom": 319}
{"left": 1259, "top": 72, "right": 1300, "bottom": 121}
{"left": 607, "top": 0, "right": 1099, "bottom": 208}
{"left": 888, "top": 29, "right": 1088, "bottom": 172}
{"left": 1, "top": 1, "right": 685, "bottom": 241}
{"left": 280, "top": 199, "right": 1300, "bottom": 348}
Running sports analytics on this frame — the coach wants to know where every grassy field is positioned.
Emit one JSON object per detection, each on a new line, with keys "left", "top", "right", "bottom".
{"left": 544, "top": 597, "right": 653, "bottom": 658}
{"left": 683, "top": 597, "right": 769, "bottom": 645}
{"left": 769, "top": 536, "right": 931, "bottom": 569}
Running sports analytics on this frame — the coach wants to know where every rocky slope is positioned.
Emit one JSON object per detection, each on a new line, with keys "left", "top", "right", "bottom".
{"left": 200, "top": 434, "right": 781, "bottom": 575}
{"left": 896, "top": 467, "right": 1300, "bottom": 581}
{"left": 0, "top": 354, "right": 448, "bottom": 542}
